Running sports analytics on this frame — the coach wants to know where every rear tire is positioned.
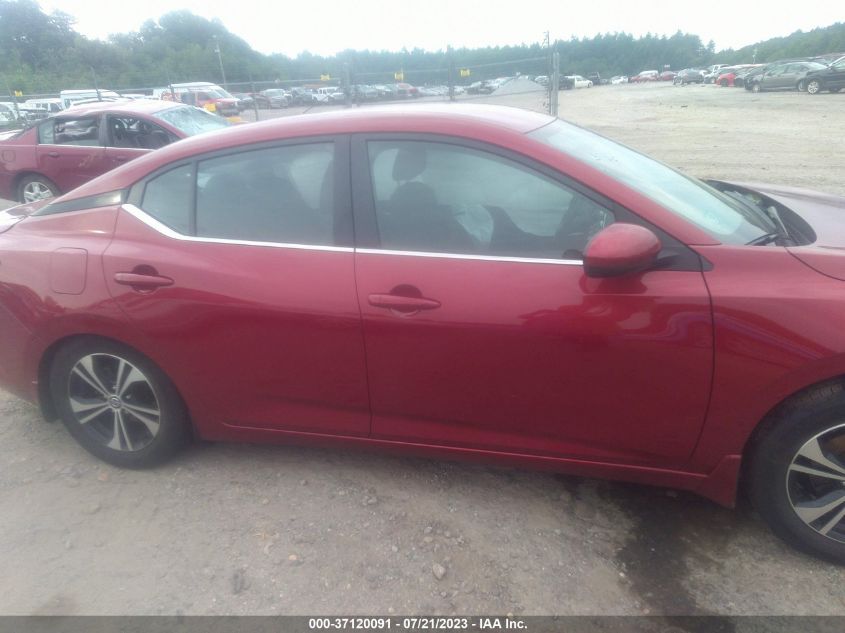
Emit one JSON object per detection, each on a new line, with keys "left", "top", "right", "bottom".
{"left": 747, "top": 383, "right": 845, "bottom": 564}
{"left": 752, "top": 83, "right": 761, "bottom": 93}
{"left": 720, "top": 79, "right": 729, "bottom": 87}
{"left": 49, "top": 337, "right": 190, "bottom": 468}
{"left": 17, "top": 174, "right": 59, "bottom": 204}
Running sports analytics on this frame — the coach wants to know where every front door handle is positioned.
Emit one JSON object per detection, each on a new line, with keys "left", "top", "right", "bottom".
{"left": 114, "top": 272, "right": 174, "bottom": 290}
{"left": 368, "top": 293, "right": 441, "bottom": 313}
{"left": 47, "top": 152, "right": 60, "bottom": 158}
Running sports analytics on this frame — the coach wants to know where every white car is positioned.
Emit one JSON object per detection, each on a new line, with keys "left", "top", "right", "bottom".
{"left": 566, "top": 75, "right": 594, "bottom": 89}
{"left": 610, "top": 76, "right": 628, "bottom": 85}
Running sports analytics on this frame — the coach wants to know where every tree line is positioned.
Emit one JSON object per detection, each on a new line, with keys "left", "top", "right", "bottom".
{"left": 1, "top": 0, "right": 843, "bottom": 95}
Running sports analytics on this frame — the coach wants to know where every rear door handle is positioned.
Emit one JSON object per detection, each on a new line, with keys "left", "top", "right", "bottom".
{"left": 368, "top": 293, "right": 441, "bottom": 312}
{"left": 114, "top": 272, "right": 174, "bottom": 289}
{"left": 47, "top": 152, "right": 60, "bottom": 158}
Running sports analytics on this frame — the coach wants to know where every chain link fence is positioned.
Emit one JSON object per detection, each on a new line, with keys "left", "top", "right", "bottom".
{"left": 1, "top": 52, "right": 566, "bottom": 130}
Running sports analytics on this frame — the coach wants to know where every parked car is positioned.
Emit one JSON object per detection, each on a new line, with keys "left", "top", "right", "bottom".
{"left": 467, "top": 81, "right": 494, "bottom": 94}
{"left": 0, "top": 103, "right": 18, "bottom": 129}
{"left": 259, "top": 89, "right": 291, "bottom": 108}
{"left": 0, "top": 100, "right": 229, "bottom": 203}
{"left": 565, "top": 75, "right": 593, "bottom": 89}
{"left": 610, "top": 75, "right": 628, "bottom": 84}
{"left": 59, "top": 89, "right": 122, "bottom": 110}
{"left": 288, "top": 87, "right": 318, "bottom": 105}
{"left": 630, "top": 70, "right": 659, "bottom": 82}
{"left": 534, "top": 75, "right": 549, "bottom": 87}
{"left": 745, "top": 61, "right": 829, "bottom": 92}
{"left": 715, "top": 66, "right": 745, "bottom": 87}
{"left": 231, "top": 93, "right": 255, "bottom": 110}
{"left": 152, "top": 82, "right": 239, "bottom": 117}
{"left": 803, "top": 56, "right": 845, "bottom": 94}
{"left": 353, "top": 85, "right": 379, "bottom": 101}
{"left": 395, "top": 83, "right": 420, "bottom": 98}
{"left": 733, "top": 65, "right": 767, "bottom": 88}
{"left": 703, "top": 64, "right": 729, "bottom": 83}
{"left": 4, "top": 104, "right": 845, "bottom": 562}
{"left": 24, "top": 98, "right": 64, "bottom": 116}
{"left": 587, "top": 73, "right": 606, "bottom": 86}
{"left": 659, "top": 70, "right": 677, "bottom": 81}
{"left": 673, "top": 69, "right": 705, "bottom": 85}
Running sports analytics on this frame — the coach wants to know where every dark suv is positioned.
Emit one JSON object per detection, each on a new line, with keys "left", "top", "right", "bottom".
{"left": 803, "top": 56, "right": 845, "bottom": 94}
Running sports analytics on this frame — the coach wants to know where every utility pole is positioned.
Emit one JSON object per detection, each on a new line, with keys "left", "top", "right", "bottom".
{"left": 92, "top": 67, "right": 101, "bottom": 101}
{"left": 448, "top": 44, "right": 455, "bottom": 102}
{"left": 213, "top": 35, "right": 227, "bottom": 88}
{"left": 550, "top": 51, "right": 560, "bottom": 117}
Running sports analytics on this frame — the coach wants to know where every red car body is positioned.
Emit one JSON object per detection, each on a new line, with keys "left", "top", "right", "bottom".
{"left": 630, "top": 71, "right": 659, "bottom": 83}
{"left": 716, "top": 70, "right": 741, "bottom": 86}
{"left": 2, "top": 105, "right": 845, "bottom": 513}
{"left": 0, "top": 100, "right": 228, "bottom": 202}
{"left": 659, "top": 71, "right": 677, "bottom": 81}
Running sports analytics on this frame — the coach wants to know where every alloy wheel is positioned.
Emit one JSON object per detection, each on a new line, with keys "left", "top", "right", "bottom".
{"left": 807, "top": 81, "right": 821, "bottom": 95}
{"left": 786, "top": 423, "right": 845, "bottom": 543}
{"left": 22, "top": 181, "right": 54, "bottom": 202}
{"left": 67, "top": 353, "right": 161, "bottom": 452}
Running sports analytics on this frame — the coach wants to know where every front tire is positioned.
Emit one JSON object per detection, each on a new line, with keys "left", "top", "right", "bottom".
{"left": 752, "top": 83, "right": 762, "bottom": 93}
{"left": 748, "top": 383, "right": 845, "bottom": 563}
{"left": 720, "top": 79, "right": 729, "bottom": 87}
{"left": 806, "top": 80, "right": 822, "bottom": 95}
{"left": 17, "top": 174, "right": 59, "bottom": 203}
{"left": 49, "top": 338, "right": 190, "bottom": 468}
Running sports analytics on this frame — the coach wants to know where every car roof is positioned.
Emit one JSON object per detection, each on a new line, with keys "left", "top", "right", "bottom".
{"left": 60, "top": 104, "right": 556, "bottom": 200}
{"left": 60, "top": 99, "right": 185, "bottom": 117}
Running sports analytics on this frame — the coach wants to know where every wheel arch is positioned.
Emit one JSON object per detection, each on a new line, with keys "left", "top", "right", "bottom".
{"left": 12, "top": 171, "right": 60, "bottom": 201}
{"left": 739, "top": 375, "right": 845, "bottom": 492}
{"left": 36, "top": 333, "right": 195, "bottom": 436}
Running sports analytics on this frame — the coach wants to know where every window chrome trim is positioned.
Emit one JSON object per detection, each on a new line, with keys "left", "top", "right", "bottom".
{"left": 122, "top": 204, "right": 582, "bottom": 264}
{"left": 356, "top": 248, "right": 582, "bottom": 265}
{"left": 121, "top": 203, "right": 354, "bottom": 253}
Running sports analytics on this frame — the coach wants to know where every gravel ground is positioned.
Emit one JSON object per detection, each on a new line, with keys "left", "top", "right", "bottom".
{"left": 2, "top": 82, "right": 845, "bottom": 617}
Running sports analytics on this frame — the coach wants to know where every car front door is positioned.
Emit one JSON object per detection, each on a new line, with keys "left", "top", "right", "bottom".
{"left": 351, "top": 135, "right": 713, "bottom": 467}
{"left": 35, "top": 115, "right": 109, "bottom": 192}
{"left": 103, "top": 137, "right": 370, "bottom": 437}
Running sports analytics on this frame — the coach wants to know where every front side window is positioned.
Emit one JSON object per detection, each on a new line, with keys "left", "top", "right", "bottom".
{"left": 107, "top": 116, "right": 174, "bottom": 149}
{"left": 367, "top": 140, "right": 613, "bottom": 259}
{"left": 196, "top": 143, "right": 335, "bottom": 245}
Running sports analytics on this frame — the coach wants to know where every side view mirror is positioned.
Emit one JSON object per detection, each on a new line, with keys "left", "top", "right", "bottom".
{"left": 583, "top": 223, "right": 661, "bottom": 278}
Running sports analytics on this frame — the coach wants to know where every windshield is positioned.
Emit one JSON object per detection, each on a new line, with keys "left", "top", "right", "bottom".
{"left": 529, "top": 119, "right": 776, "bottom": 244}
{"left": 152, "top": 105, "right": 231, "bottom": 136}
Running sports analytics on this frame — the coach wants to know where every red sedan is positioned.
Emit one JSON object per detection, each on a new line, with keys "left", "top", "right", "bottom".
{"left": 2, "top": 104, "right": 845, "bottom": 562}
{"left": 0, "top": 100, "right": 229, "bottom": 203}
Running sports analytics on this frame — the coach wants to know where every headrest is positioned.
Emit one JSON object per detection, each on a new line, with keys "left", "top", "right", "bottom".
{"left": 392, "top": 146, "right": 427, "bottom": 182}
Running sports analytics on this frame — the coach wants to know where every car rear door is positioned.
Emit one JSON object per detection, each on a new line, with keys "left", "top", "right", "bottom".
{"left": 35, "top": 115, "right": 109, "bottom": 193}
{"left": 102, "top": 136, "right": 370, "bottom": 438}
{"left": 350, "top": 134, "right": 713, "bottom": 467}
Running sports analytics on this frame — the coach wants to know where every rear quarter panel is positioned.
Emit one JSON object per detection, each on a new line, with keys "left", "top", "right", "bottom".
{"left": 0, "top": 207, "right": 127, "bottom": 402}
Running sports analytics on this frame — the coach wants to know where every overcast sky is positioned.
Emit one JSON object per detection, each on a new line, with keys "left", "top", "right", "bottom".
{"left": 38, "top": 0, "right": 842, "bottom": 57}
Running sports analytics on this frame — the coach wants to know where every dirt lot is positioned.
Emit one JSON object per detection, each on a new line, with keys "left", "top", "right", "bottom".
{"left": 2, "top": 83, "right": 845, "bottom": 617}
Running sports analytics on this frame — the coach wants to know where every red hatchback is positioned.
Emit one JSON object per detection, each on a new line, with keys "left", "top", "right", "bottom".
{"left": 2, "top": 104, "right": 845, "bottom": 562}
{"left": 0, "top": 100, "right": 229, "bottom": 203}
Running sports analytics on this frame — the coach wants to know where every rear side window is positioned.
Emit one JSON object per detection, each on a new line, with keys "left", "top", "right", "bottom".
{"left": 140, "top": 164, "right": 193, "bottom": 234}
{"left": 51, "top": 117, "right": 101, "bottom": 146}
{"left": 195, "top": 143, "right": 335, "bottom": 245}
